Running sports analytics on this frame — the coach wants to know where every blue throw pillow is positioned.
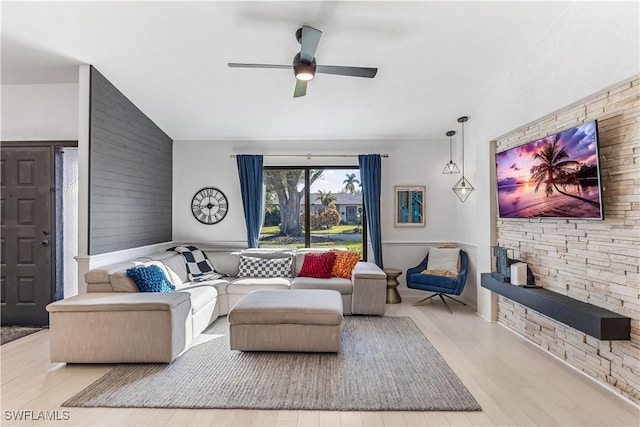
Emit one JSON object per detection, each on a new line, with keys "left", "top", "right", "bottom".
{"left": 126, "top": 265, "right": 175, "bottom": 293}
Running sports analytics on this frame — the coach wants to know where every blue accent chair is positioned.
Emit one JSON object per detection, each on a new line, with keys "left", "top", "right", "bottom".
{"left": 406, "top": 250, "right": 468, "bottom": 314}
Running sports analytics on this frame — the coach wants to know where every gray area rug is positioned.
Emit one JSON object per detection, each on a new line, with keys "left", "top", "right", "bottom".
{"left": 1, "top": 326, "right": 43, "bottom": 345}
{"left": 63, "top": 316, "right": 481, "bottom": 411}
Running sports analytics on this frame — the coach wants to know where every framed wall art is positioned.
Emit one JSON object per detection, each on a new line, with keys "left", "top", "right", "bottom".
{"left": 395, "top": 185, "right": 425, "bottom": 227}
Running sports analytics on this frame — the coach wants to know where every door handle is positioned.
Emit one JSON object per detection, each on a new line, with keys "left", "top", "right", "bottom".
{"left": 33, "top": 240, "right": 50, "bottom": 247}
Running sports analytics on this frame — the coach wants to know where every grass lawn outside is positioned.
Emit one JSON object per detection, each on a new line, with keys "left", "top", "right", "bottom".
{"left": 260, "top": 224, "right": 364, "bottom": 257}
{"left": 261, "top": 224, "right": 362, "bottom": 235}
{"left": 259, "top": 240, "right": 363, "bottom": 254}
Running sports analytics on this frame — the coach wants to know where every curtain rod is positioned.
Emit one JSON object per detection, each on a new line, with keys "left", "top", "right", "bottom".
{"left": 229, "top": 153, "right": 389, "bottom": 159}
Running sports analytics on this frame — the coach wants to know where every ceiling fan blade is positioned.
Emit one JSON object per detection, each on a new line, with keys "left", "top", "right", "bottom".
{"left": 293, "top": 80, "right": 307, "bottom": 98}
{"left": 300, "top": 26, "right": 322, "bottom": 63}
{"left": 316, "top": 65, "right": 378, "bottom": 78}
{"left": 228, "top": 63, "right": 292, "bottom": 69}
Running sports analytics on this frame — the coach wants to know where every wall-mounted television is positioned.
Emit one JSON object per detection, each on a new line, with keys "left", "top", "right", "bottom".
{"left": 496, "top": 120, "right": 604, "bottom": 219}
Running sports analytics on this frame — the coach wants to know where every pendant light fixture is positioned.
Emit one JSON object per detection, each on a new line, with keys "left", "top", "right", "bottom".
{"left": 442, "top": 130, "right": 460, "bottom": 174}
{"left": 452, "top": 116, "right": 475, "bottom": 202}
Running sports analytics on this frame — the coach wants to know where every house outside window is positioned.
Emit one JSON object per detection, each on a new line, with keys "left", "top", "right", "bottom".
{"left": 260, "top": 167, "right": 366, "bottom": 258}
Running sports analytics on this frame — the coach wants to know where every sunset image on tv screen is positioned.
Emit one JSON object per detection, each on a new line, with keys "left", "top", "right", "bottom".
{"left": 495, "top": 120, "right": 603, "bottom": 219}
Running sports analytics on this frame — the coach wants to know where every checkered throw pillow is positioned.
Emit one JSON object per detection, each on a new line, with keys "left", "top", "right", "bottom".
{"left": 238, "top": 255, "right": 293, "bottom": 278}
{"left": 168, "top": 246, "right": 226, "bottom": 282}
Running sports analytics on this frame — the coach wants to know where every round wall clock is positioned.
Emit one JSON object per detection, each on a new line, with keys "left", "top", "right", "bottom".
{"left": 191, "top": 187, "right": 228, "bottom": 225}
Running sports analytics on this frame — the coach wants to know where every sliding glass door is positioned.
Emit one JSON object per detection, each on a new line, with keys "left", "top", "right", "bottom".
{"left": 260, "top": 167, "right": 366, "bottom": 258}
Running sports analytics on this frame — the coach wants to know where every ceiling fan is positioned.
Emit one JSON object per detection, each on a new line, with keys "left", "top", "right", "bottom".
{"left": 228, "top": 25, "right": 378, "bottom": 98}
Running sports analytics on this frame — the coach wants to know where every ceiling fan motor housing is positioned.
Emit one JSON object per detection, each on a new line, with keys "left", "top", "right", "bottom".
{"left": 293, "top": 52, "right": 316, "bottom": 80}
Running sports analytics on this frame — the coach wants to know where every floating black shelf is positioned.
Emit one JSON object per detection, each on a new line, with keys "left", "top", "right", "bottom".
{"left": 481, "top": 273, "right": 630, "bottom": 341}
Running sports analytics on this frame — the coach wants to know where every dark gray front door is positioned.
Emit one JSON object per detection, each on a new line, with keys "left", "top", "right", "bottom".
{"left": 1, "top": 146, "right": 53, "bottom": 326}
{"left": 346, "top": 206, "right": 357, "bottom": 224}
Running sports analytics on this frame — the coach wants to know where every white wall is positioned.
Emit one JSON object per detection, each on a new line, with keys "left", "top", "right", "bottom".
{"left": 1, "top": 83, "right": 78, "bottom": 140}
{"left": 467, "top": 1, "right": 640, "bottom": 320}
{"left": 172, "top": 138, "right": 477, "bottom": 304}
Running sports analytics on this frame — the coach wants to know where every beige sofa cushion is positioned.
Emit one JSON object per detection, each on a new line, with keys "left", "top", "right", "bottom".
{"left": 157, "top": 253, "right": 189, "bottom": 284}
{"left": 291, "top": 277, "right": 353, "bottom": 295}
{"left": 84, "top": 258, "right": 149, "bottom": 285}
{"left": 177, "top": 280, "right": 228, "bottom": 295}
{"left": 84, "top": 269, "right": 111, "bottom": 285}
{"left": 110, "top": 272, "right": 139, "bottom": 292}
{"left": 179, "top": 286, "right": 218, "bottom": 313}
{"left": 208, "top": 252, "right": 242, "bottom": 277}
{"left": 243, "top": 249, "right": 295, "bottom": 257}
{"left": 86, "top": 283, "right": 114, "bottom": 293}
{"left": 227, "top": 278, "right": 290, "bottom": 295}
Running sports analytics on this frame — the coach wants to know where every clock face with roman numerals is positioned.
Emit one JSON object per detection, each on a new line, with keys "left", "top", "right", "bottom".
{"left": 191, "top": 187, "right": 228, "bottom": 225}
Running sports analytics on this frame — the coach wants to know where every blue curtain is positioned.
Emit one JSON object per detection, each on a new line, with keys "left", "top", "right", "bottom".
{"left": 358, "top": 154, "right": 383, "bottom": 268}
{"left": 236, "top": 155, "right": 264, "bottom": 248}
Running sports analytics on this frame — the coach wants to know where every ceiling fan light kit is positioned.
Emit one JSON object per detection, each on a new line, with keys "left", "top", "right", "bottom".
{"left": 293, "top": 53, "right": 315, "bottom": 81}
{"left": 452, "top": 116, "right": 476, "bottom": 202}
{"left": 228, "top": 25, "right": 378, "bottom": 97}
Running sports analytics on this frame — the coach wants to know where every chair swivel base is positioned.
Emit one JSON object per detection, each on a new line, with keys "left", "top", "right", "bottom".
{"left": 412, "top": 293, "right": 466, "bottom": 314}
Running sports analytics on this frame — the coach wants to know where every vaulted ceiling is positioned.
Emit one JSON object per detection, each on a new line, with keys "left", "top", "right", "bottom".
{"left": 2, "top": 1, "right": 574, "bottom": 140}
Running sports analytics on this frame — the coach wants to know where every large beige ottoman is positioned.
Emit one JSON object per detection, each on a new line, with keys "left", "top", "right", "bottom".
{"left": 46, "top": 292, "right": 192, "bottom": 363}
{"left": 228, "top": 289, "right": 343, "bottom": 352}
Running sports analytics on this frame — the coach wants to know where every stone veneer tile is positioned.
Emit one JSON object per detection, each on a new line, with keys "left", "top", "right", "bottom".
{"left": 494, "top": 77, "right": 640, "bottom": 404}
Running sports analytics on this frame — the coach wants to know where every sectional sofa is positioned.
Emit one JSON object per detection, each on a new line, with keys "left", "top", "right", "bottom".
{"left": 47, "top": 248, "right": 387, "bottom": 363}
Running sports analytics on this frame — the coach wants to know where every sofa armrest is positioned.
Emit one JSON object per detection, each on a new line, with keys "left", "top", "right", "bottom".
{"left": 351, "top": 262, "right": 386, "bottom": 315}
{"left": 46, "top": 292, "right": 192, "bottom": 363}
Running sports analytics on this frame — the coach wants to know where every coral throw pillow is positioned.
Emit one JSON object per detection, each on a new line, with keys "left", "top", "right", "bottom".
{"left": 331, "top": 250, "right": 361, "bottom": 279}
{"left": 298, "top": 252, "right": 337, "bottom": 279}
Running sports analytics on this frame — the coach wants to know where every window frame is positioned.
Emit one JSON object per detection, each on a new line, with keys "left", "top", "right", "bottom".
{"left": 263, "top": 165, "right": 367, "bottom": 260}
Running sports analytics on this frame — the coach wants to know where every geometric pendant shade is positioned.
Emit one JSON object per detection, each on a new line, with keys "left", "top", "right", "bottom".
{"left": 442, "top": 130, "right": 460, "bottom": 174}
{"left": 452, "top": 116, "right": 475, "bottom": 202}
{"left": 443, "top": 161, "right": 461, "bottom": 174}
{"left": 452, "top": 175, "right": 475, "bottom": 202}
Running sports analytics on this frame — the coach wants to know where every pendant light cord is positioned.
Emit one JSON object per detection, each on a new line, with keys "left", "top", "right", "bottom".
{"left": 457, "top": 116, "right": 468, "bottom": 176}
{"left": 450, "top": 135, "right": 453, "bottom": 161}
{"left": 461, "top": 120, "right": 465, "bottom": 175}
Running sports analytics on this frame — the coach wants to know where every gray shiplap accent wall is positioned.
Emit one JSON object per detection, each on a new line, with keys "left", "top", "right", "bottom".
{"left": 89, "top": 67, "right": 172, "bottom": 255}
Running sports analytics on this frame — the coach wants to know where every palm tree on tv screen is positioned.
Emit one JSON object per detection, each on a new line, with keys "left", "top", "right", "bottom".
{"left": 530, "top": 137, "right": 599, "bottom": 206}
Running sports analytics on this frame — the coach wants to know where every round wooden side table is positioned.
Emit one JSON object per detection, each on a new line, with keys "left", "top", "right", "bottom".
{"left": 383, "top": 268, "right": 403, "bottom": 304}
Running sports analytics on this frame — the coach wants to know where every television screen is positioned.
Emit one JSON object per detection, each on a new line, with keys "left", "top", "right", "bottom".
{"left": 496, "top": 120, "right": 603, "bottom": 219}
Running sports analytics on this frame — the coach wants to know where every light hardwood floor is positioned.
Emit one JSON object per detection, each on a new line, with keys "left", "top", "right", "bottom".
{"left": 1, "top": 298, "right": 638, "bottom": 427}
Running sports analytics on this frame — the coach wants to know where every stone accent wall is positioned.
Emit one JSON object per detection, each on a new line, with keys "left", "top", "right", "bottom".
{"left": 495, "top": 77, "right": 640, "bottom": 403}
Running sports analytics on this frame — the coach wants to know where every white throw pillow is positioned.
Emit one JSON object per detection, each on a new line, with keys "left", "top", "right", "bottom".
{"left": 427, "top": 247, "right": 460, "bottom": 273}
